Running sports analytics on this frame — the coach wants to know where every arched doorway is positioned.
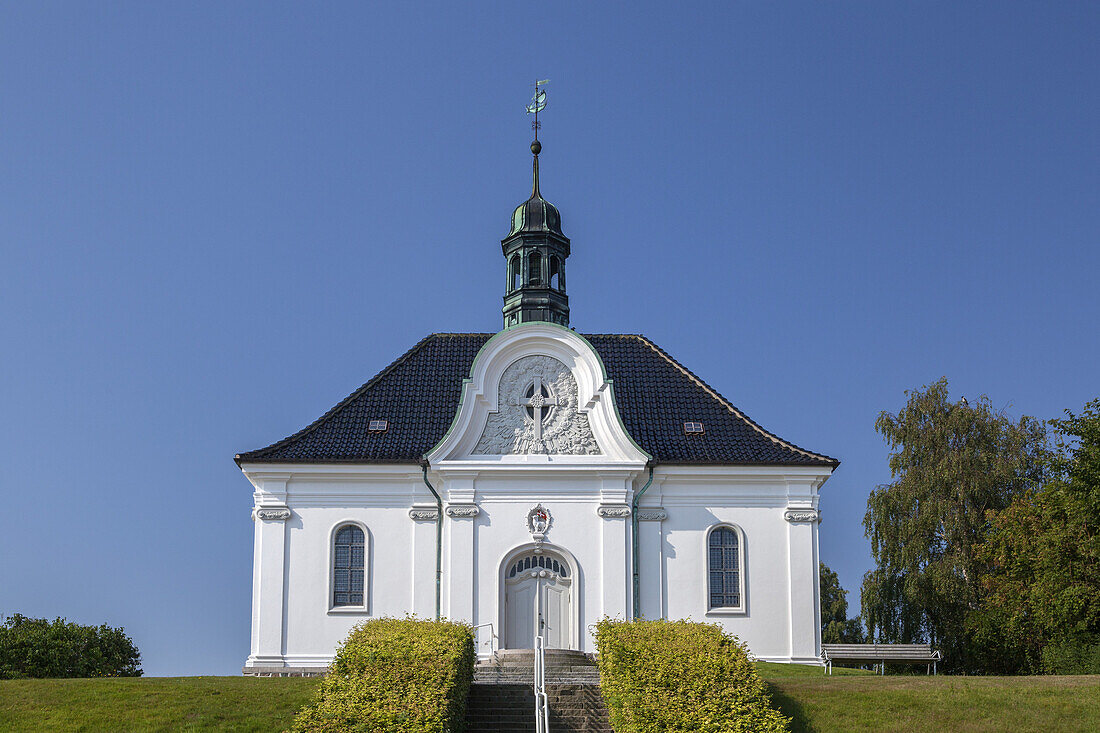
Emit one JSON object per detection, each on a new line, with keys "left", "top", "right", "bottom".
{"left": 503, "top": 549, "right": 573, "bottom": 649}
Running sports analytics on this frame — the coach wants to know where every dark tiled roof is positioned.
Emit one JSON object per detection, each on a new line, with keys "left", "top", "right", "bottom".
{"left": 236, "top": 334, "right": 838, "bottom": 467}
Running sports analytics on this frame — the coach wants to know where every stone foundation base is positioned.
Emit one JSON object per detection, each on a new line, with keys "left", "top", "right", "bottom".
{"left": 242, "top": 666, "right": 328, "bottom": 677}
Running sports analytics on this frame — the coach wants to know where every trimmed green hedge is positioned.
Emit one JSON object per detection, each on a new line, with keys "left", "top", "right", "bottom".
{"left": 292, "top": 618, "right": 474, "bottom": 733}
{"left": 595, "top": 619, "right": 789, "bottom": 733}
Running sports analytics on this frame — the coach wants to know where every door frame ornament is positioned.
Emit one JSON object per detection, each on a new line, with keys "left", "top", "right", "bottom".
{"left": 526, "top": 504, "right": 552, "bottom": 545}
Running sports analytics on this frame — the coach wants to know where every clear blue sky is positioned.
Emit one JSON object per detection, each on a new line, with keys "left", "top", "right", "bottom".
{"left": 2, "top": 2, "right": 1097, "bottom": 676}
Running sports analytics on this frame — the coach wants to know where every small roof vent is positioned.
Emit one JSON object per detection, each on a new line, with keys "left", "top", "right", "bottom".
{"left": 368, "top": 419, "right": 389, "bottom": 432}
{"left": 683, "top": 421, "right": 704, "bottom": 435}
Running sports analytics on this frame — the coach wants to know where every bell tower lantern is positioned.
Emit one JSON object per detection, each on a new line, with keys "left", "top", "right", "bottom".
{"left": 502, "top": 139, "right": 570, "bottom": 328}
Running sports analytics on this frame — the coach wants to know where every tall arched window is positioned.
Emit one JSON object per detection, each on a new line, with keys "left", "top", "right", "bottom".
{"left": 333, "top": 524, "right": 365, "bottom": 607}
{"left": 549, "top": 256, "right": 561, "bottom": 290}
{"left": 707, "top": 525, "right": 743, "bottom": 610}
{"left": 509, "top": 255, "right": 521, "bottom": 292}
{"left": 528, "top": 252, "right": 542, "bottom": 285}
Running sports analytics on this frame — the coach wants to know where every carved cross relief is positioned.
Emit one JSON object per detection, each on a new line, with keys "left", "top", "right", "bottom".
{"left": 518, "top": 375, "right": 565, "bottom": 442}
{"left": 473, "top": 355, "right": 602, "bottom": 455}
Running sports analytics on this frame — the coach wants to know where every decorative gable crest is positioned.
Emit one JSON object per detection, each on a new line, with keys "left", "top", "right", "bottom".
{"left": 422, "top": 323, "right": 650, "bottom": 466}
{"left": 473, "top": 355, "right": 602, "bottom": 455}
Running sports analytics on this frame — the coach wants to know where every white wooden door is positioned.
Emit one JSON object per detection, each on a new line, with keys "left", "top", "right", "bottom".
{"left": 504, "top": 553, "right": 572, "bottom": 649}
{"left": 542, "top": 578, "right": 569, "bottom": 649}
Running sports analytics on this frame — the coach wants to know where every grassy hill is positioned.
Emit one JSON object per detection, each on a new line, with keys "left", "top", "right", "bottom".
{"left": 1, "top": 665, "right": 1098, "bottom": 732}
{"left": 0, "top": 676, "right": 318, "bottom": 732}
{"left": 758, "top": 662, "right": 1100, "bottom": 733}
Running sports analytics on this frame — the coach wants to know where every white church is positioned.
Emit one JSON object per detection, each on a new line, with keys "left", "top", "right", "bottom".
{"left": 236, "top": 134, "right": 838, "bottom": 675}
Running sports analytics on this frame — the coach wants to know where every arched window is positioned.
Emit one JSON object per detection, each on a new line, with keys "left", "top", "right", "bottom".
{"left": 549, "top": 256, "right": 561, "bottom": 290}
{"left": 528, "top": 252, "right": 542, "bottom": 285}
{"left": 509, "top": 255, "right": 521, "bottom": 292}
{"left": 707, "top": 525, "right": 743, "bottom": 610}
{"left": 333, "top": 524, "right": 365, "bottom": 607}
{"left": 507, "top": 552, "right": 568, "bottom": 578}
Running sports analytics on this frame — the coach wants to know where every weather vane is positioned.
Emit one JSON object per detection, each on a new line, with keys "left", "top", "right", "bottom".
{"left": 526, "top": 79, "right": 549, "bottom": 143}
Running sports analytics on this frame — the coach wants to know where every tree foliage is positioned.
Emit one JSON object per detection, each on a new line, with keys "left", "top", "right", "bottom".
{"left": 0, "top": 614, "right": 142, "bottom": 679}
{"left": 820, "top": 562, "right": 863, "bottom": 644}
{"left": 974, "top": 399, "right": 1100, "bottom": 672}
{"left": 860, "top": 378, "right": 1048, "bottom": 673}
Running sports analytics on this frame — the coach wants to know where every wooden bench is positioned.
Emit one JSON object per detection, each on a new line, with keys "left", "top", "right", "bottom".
{"left": 821, "top": 643, "right": 941, "bottom": 675}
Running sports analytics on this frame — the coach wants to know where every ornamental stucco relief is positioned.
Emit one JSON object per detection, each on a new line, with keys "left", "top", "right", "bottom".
{"left": 473, "top": 355, "right": 602, "bottom": 455}
{"left": 784, "top": 509, "right": 821, "bottom": 523}
{"left": 253, "top": 507, "right": 291, "bottom": 521}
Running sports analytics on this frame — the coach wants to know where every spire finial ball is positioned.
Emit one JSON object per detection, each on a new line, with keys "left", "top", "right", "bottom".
{"left": 531, "top": 140, "right": 542, "bottom": 155}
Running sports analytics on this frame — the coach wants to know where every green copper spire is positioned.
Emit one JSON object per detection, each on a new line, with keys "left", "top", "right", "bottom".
{"left": 502, "top": 83, "right": 570, "bottom": 329}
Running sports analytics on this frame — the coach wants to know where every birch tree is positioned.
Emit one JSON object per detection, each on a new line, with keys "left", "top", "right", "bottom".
{"left": 860, "top": 378, "right": 1048, "bottom": 673}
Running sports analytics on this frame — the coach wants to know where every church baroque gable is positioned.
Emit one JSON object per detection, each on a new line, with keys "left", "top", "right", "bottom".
{"left": 473, "top": 355, "right": 602, "bottom": 455}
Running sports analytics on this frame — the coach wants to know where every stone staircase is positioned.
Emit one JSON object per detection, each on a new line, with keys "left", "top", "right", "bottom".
{"left": 465, "top": 649, "right": 612, "bottom": 732}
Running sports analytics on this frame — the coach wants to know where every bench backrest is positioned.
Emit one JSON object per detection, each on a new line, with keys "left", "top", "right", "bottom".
{"left": 821, "top": 643, "right": 939, "bottom": 661}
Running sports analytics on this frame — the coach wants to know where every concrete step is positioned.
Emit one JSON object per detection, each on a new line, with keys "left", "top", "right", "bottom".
{"left": 475, "top": 672, "right": 600, "bottom": 679}
{"left": 474, "top": 673, "right": 600, "bottom": 678}
{"left": 466, "top": 682, "right": 613, "bottom": 733}
{"left": 476, "top": 669, "right": 599, "bottom": 673}
{"left": 477, "top": 664, "right": 599, "bottom": 671}
{"left": 474, "top": 650, "right": 602, "bottom": 688}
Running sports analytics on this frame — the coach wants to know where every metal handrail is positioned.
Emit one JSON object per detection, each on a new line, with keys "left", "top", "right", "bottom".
{"left": 473, "top": 622, "right": 498, "bottom": 658}
{"left": 534, "top": 635, "right": 550, "bottom": 733}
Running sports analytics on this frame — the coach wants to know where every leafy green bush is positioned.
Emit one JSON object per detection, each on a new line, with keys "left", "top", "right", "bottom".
{"left": 292, "top": 617, "right": 475, "bottom": 733}
{"left": 0, "top": 614, "right": 142, "bottom": 679}
{"left": 594, "top": 619, "right": 789, "bottom": 733}
{"left": 1041, "top": 637, "right": 1100, "bottom": 675}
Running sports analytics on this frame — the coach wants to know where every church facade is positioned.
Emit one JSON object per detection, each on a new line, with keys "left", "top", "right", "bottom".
{"left": 237, "top": 140, "right": 838, "bottom": 674}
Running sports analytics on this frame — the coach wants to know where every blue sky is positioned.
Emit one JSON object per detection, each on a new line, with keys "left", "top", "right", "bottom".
{"left": 1, "top": 2, "right": 1097, "bottom": 675}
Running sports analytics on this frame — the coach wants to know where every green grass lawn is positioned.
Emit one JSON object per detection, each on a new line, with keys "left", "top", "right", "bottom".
{"left": 0, "top": 676, "right": 320, "bottom": 732}
{"left": 756, "top": 663, "right": 1100, "bottom": 733}
{"left": 2, "top": 668, "right": 1099, "bottom": 732}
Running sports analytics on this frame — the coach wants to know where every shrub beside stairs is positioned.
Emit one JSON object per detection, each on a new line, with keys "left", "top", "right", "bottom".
{"left": 465, "top": 649, "right": 612, "bottom": 733}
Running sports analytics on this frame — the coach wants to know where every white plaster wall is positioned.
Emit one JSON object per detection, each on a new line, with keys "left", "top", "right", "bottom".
{"left": 661, "top": 502, "right": 791, "bottom": 659}
{"left": 281, "top": 505, "right": 413, "bottom": 666}
{"left": 243, "top": 468, "right": 435, "bottom": 670}
{"left": 655, "top": 473, "right": 823, "bottom": 663}
{"left": 244, "top": 466, "right": 825, "bottom": 669}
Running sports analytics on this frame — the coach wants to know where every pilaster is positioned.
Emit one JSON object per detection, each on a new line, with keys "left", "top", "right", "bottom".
{"left": 410, "top": 505, "right": 439, "bottom": 617}
{"left": 443, "top": 474, "right": 478, "bottom": 623}
{"left": 599, "top": 473, "right": 632, "bottom": 619}
{"left": 785, "top": 498, "right": 821, "bottom": 662}
{"left": 637, "top": 478, "right": 665, "bottom": 620}
{"left": 248, "top": 476, "right": 289, "bottom": 667}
